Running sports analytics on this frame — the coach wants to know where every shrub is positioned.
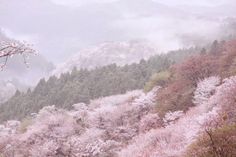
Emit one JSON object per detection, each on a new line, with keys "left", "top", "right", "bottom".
{"left": 174, "top": 54, "right": 219, "bottom": 85}
{"left": 156, "top": 80, "right": 195, "bottom": 117}
{"left": 144, "top": 70, "right": 171, "bottom": 92}
{"left": 184, "top": 124, "right": 236, "bottom": 157}
{"left": 18, "top": 117, "right": 33, "bottom": 133}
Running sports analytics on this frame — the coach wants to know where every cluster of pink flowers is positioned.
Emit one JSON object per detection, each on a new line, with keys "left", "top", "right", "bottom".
{"left": 1, "top": 75, "right": 235, "bottom": 157}
{"left": 0, "top": 88, "right": 162, "bottom": 157}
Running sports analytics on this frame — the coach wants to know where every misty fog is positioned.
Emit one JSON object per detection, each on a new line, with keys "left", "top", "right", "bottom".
{"left": 1, "top": 0, "right": 236, "bottom": 63}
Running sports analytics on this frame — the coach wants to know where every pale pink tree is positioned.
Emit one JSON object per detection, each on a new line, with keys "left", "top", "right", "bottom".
{"left": 209, "top": 76, "right": 236, "bottom": 123}
{"left": 193, "top": 76, "right": 221, "bottom": 106}
{"left": 119, "top": 77, "right": 224, "bottom": 157}
{"left": 139, "top": 113, "right": 162, "bottom": 133}
{"left": 0, "top": 41, "right": 36, "bottom": 70}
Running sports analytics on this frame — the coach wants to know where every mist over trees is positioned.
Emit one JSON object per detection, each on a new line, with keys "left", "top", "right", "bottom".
{"left": 0, "top": 39, "right": 236, "bottom": 157}
{"left": 0, "top": 47, "right": 201, "bottom": 122}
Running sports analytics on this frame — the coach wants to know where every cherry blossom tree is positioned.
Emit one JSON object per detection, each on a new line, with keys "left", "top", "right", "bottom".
{"left": 193, "top": 76, "right": 221, "bottom": 106}
{"left": 0, "top": 88, "right": 161, "bottom": 157}
{"left": 119, "top": 77, "right": 223, "bottom": 157}
{"left": 2, "top": 77, "right": 235, "bottom": 157}
{"left": 210, "top": 76, "right": 236, "bottom": 123}
{"left": 139, "top": 113, "right": 162, "bottom": 133}
{"left": 184, "top": 76, "right": 236, "bottom": 157}
{"left": 0, "top": 41, "right": 36, "bottom": 70}
{"left": 163, "top": 110, "right": 184, "bottom": 125}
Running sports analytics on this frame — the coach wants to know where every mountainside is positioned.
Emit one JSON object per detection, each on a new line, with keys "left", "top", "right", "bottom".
{"left": 52, "top": 40, "right": 158, "bottom": 76}
{"left": 0, "top": 47, "right": 200, "bottom": 122}
{"left": 0, "top": 72, "right": 235, "bottom": 156}
{"left": 0, "top": 39, "right": 236, "bottom": 157}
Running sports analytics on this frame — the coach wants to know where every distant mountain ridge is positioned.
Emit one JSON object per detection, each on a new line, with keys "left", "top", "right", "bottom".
{"left": 52, "top": 40, "right": 159, "bottom": 76}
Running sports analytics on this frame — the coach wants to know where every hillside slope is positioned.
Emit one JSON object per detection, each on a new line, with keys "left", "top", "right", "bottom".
{"left": 0, "top": 74, "right": 235, "bottom": 156}
{"left": 0, "top": 47, "right": 200, "bottom": 122}
{"left": 0, "top": 40, "right": 236, "bottom": 156}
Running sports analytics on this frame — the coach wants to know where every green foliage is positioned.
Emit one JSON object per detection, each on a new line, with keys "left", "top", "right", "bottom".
{"left": 144, "top": 70, "right": 171, "bottom": 92}
{"left": 18, "top": 117, "right": 33, "bottom": 133}
{"left": 0, "top": 47, "right": 200, "bottom": 122}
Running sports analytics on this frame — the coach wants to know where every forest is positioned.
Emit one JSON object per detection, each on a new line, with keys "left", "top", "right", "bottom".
{"left": 0, "top": 47, "right": 200, "bottom": 121}
{"left": 0, "top": 39, "right": 235, "bottom": 157}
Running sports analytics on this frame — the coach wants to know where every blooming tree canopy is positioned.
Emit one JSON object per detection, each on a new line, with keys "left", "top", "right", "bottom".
{"left": 0, "top": 41, "right": 36, "bottom": 70}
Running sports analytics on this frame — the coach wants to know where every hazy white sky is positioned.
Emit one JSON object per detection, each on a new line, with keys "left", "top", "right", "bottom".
{"left": 51, "top": 0, "right": 119, "bottom": 6}
{"left": 51, "top": 0, "right": 226, "bottom": 7}
{"left": 0, "top": 0, "right": 235, "bottom": 63}
{"left": 154, "top": 0, "right": 225, "bottom": 6}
